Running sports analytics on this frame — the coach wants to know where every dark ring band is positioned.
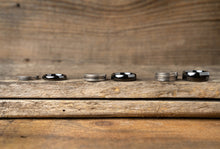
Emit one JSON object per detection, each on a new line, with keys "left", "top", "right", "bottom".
{"left": 111, "top": 72, "right": 136, "bottom": 81}
{"left": 42, "top": 74, "right": 67, "bottom": 81}
{"left": 182, "top": 70, "right": 209, "bottom": 82}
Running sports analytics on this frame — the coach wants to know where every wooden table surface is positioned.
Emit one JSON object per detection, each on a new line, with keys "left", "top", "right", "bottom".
{"left": 0, "top": 65, "right": 219, "bottom": 149}
{"left": 0, "top": 119, "right": 220, "bottom": 149}
{"left": 0, "top": 65, "right": 219, "bottom": 118}
{"left": 1, "top": 65, "right": 219, "bottom": 148}
{"left": 0, "top": 64, "right": 219, "bottom": 98}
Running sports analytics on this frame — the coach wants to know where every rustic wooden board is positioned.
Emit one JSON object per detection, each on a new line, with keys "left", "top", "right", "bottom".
{"left": 0, "top": 65, "right": 218, "bottom": 117}
{"left": 0, "top": 100, "right": 220, "bottom": 118}
{"left": 0, "top": 64, "right": 219, "bottom": 99}
{"left": 0, "top": 65, "right": 219, "bottom": 117}
{"left": 0, "top": 0, "right": 220, "bottom": 65}
{"left": 0, "top": 79, "right": 219, "bottom": 98}
{"left": 0, "top": 64, "right": 219, "bottom": 98}
{"left": 0, "top": 119, "right": 220, "bottom": 149}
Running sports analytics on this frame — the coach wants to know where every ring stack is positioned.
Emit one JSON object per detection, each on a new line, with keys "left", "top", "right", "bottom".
{"left": 84, "top": 73, "right": 106, "bottom": 82}
{"left": 155, "top": 72, "right": 178, "bottom": 82}
{"left": 111, "top": 72, "right": 136, "bottom": 81}
{"left": 182, "top": 70, "right": 209, "bottom": 82}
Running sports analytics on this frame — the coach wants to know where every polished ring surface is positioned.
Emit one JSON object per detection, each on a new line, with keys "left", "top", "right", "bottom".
{"left": 42, "top": 74, "right": 67, "bottom": 81}
{"left": 155, "top": 72, "right": 178, "bottom": 82}
{"left": 182, "top": 70, "right": 209, "bottom": 82}
{"left": 111, "top": 72, "right": 136, "bottom": 81}
{"left": 84, "top": 73, "right": 106, "bottom": 82}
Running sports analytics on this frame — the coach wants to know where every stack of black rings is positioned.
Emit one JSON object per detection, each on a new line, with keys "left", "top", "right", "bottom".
{"left": 182, "top": 70, "right": 209, "bottom": 82}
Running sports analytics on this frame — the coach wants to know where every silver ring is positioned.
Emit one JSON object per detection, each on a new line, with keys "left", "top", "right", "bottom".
{"left": 155, "top": 72, "right": 178, "bottom": 82}
{"left": 18, "top": 76, "right": 40, "bottom": 81}
{"left": 84, "top": 73, "right": 106, "bottom": 82}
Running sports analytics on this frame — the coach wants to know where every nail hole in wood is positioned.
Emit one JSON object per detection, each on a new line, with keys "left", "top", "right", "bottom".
{"left": 24, "top": 58, "right": 30, "bottom": 62}
{"left": 55, "top": 60, "right": 62, "bottom": 63}
{"left": 95, "top": 121, "right": 113, "bottom": 126}
{"left": 63, "top": 109, "right": 65, "bottom": 112}
{"left": 16, "top": 3, "right": 20, "bottom": 8}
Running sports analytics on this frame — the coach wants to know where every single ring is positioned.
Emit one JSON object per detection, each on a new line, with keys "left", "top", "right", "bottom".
{"left": 42, "top": 74, "right": 67, "bottom": 81}
{"left": 84, "top": 73, "right": 106, "bottom": 82}
{"left": 111, "top": 72, "right": 136, "bottom": 81}
{"left": 155, "top": 72, "right": 178, "bottom": 82}
{"left": 182, "top": 70, "right": 209, "bottom": 82}
{"left": 18, "top": 76, "right": 40, "bottom": 81}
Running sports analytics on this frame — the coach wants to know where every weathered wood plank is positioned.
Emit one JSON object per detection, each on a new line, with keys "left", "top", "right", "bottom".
{"left": 0, "top": 119, "right": 220, "bottom": 149}
{"left": 0, "top": 64, "right": 219, "bottom": 98}
{"left": 0, "top": 0, "right": 220, "bottom": 65}
{"left": 0, "top": 79, "right": 219, "bottom": 98}
{"left": 0, "top": 100, "right": 220, "bottom": 118}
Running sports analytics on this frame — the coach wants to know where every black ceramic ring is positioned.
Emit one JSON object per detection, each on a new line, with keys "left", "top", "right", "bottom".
{"left": 182, "top": 70, "right": 209, "bottom": 82}
{"left": 42, "top": 74, "right": 67, "bottom": 81}
{"left": 111, "top": 72, "right": 136, "bottom": 81}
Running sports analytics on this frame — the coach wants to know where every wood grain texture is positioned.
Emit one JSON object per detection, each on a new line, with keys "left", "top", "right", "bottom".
{"left": 0, "top": 79, "right": 219, "bottom": 98}
{"left": 0, "top": 64, "right": 219, "bottom": 98}
{"left": 0, "top": 100, "right": 220, "bottom": 118}
{"left": 0, "top": 0, "right": 220, "bottom": 65}
{"left": 0, "top": 119, "right": 220, "bottom": 149}
{"left": 0, "top": 65, "right": 219, "bottom": 98}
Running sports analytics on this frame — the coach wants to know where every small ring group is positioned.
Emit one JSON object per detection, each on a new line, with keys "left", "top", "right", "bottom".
{"left": 18, "top": 70, "right": 209, "bottom": 82}
{"left": 155, "top": 70, "right": 209, "bottom": 82}
{"left": 84, "top": 72, "right": 136, "bottom": 82}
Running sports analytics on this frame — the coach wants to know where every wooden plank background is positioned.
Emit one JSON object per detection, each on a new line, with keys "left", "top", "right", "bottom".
{"left": 0, "top": 0, "right": 220, "bottom": 65}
